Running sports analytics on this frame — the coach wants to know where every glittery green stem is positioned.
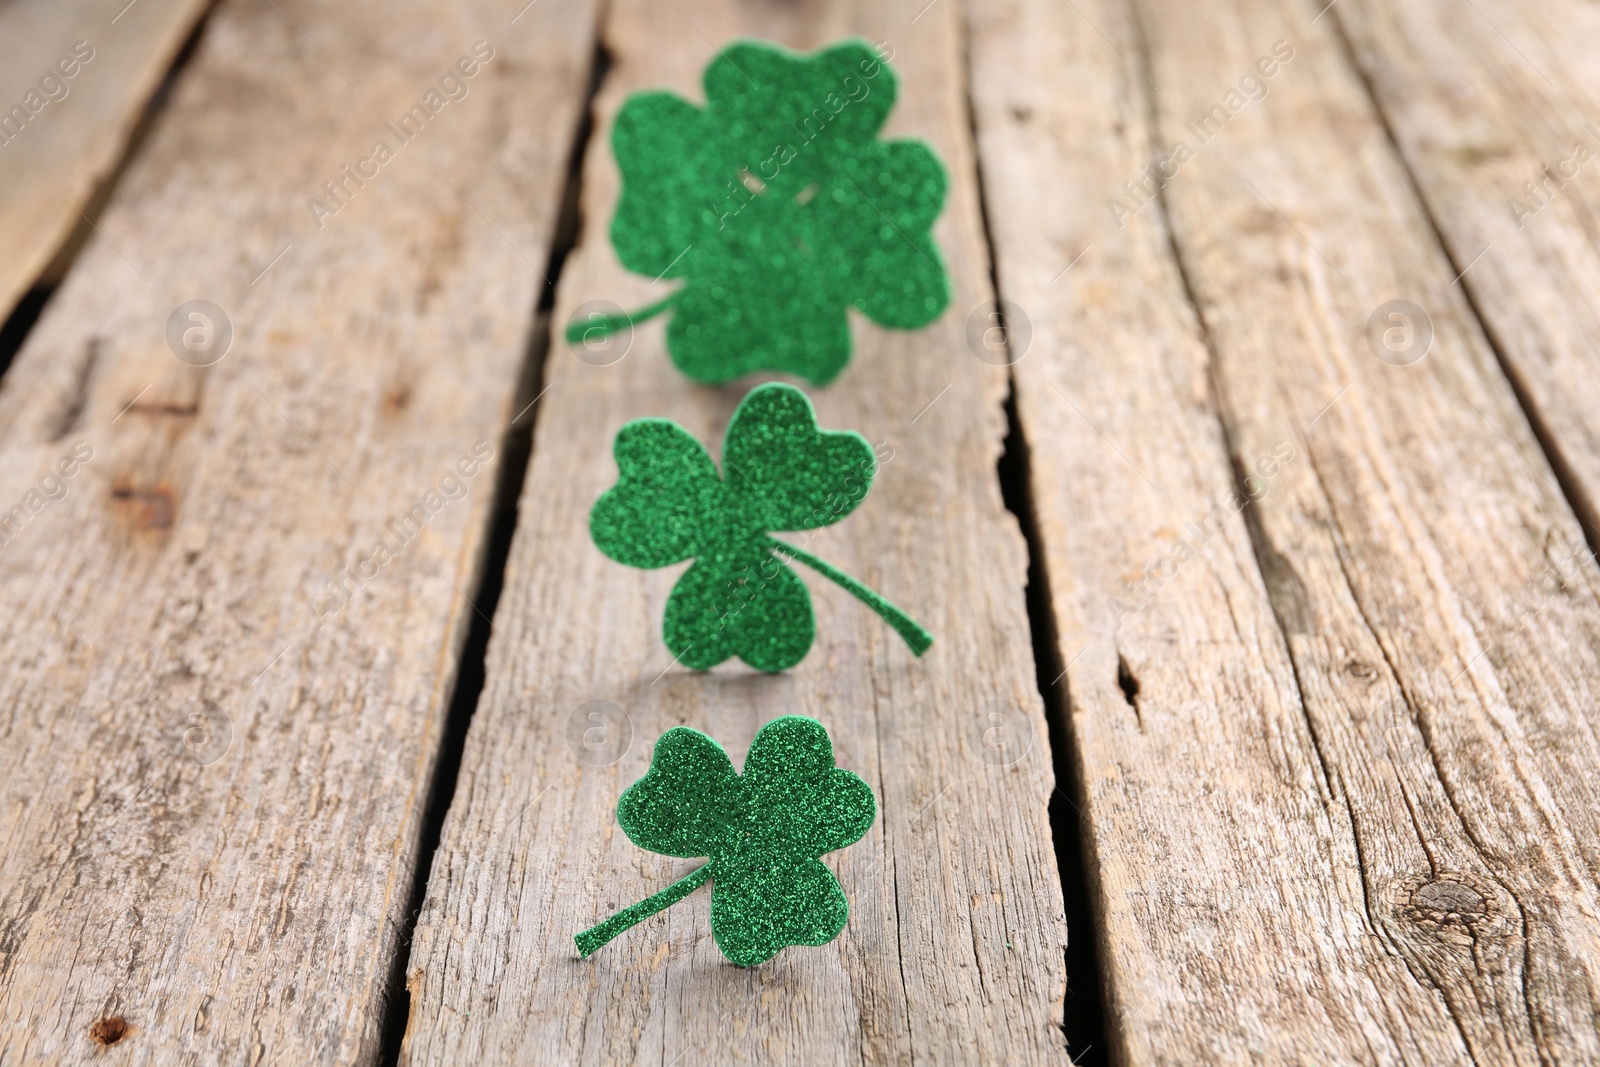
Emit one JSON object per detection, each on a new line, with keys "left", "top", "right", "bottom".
{"left": 575, "top": 862, "right": 712, "bottom": 957}
{"left": 564, "top": 293, "right": 679, "bottom": 345}
{"left": 767, "top": 537, "right": 934, "bottom": 656}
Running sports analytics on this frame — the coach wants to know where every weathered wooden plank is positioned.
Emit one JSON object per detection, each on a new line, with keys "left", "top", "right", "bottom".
{"left": 1037, "top": 0, "right": 1600, "bottom": 1061}
{"left": 401, "top": 1, "right": 1067, "bottom": 1063}
{"left": 966, "top": 1, "right": 1473, "bottom": 1063}
{"left": 0, "top": 0, "right": 215, "bottom": 325}
{"left": 1332, "top": 0, "right": 1600, "bottom": 534}
{"left": 0, "top": 0, "right": 598, "bottom": 1063}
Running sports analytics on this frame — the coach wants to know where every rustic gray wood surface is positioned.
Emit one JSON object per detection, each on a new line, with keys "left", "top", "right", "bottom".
{"left": 1059, "top": 0, "right": 1600, "bottom": 1060}
{"left": 0, "top": 0, "right": 215, "bottom": 324}
{"left": 1332, "top": 0, "right": 1600, "bottom": 535}
{"left": 0, "top": 0, "right": 597, "bottom": 1062}
{"left": 967, "top": 0, "right": 1472, "bottom": 1062}
{"left": 7, "top": 0, "right": 1600, "bottom": 1063}
{"left": 400, "top": 0, "right": 1068, "bottom": 1063}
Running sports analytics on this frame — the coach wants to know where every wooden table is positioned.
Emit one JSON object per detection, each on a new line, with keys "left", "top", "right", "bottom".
{"left": 3, "top": 0, "right": 1598, "bottom": 1063}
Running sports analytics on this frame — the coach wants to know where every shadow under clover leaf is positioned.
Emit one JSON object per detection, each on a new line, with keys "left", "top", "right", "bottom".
{"left": 590, "top": 382, "right": 932, "bottom": 673}
{"left": 575, "top": 715, "right": 875, "bottom": 966}
{"left": 566, "top": 38, "right": 950, "bottom": 385}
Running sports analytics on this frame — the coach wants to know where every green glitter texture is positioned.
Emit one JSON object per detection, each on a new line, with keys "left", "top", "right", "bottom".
{"left": 565, "top": 38, "right": 950, "bottom": 385}
{"left": 575, "top": 716, "right": 875, "bottom": 966}
{"left": 590, "top": 381, "right": 932, "bottom": 672}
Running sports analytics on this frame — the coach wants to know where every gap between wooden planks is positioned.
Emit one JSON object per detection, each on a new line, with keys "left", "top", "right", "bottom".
{"left": 400, "top": 0, "right": 1069, "bottom": 1064}
{"left": 0, "top": 0, "right": 599, "bottom": 1062}
{"left": 0, "top": 0, "right": 216, "bottom": 327}
{"left": 974, "top": 0, "right": 1600, "bottom": 1062}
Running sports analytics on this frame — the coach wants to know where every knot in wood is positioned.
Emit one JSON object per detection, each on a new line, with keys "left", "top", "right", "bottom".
{"left": 1410, "top": 879, "right": 1488, "bottom": 926}
{"left": 109, "top": 482, "right": 175, "bottom": 530}
{"left": 89, "top": 1016, "right": 130, "bottom": 1046}
{"left": 1342, "top": 657, "right": 1378, "bottom": 681}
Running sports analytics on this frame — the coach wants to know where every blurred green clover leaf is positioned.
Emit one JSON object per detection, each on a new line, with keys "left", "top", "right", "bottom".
{"left": 575, "top": 715, "right": 875, "bottom": 966}
{"left": 565, "top": 38, "right": 950, "bottom": 385}
{"left": 589, "top": 381, "right": 932, "bottom": 672}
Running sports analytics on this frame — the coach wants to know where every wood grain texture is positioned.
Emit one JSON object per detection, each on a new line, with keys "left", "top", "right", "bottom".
{"left": 0, "top": 0, "right": 215, "bottom": 324}
{"left": 0, "top": 0, "right": 597, "bottom": 1062}
{"left": 401, "top": 0, "right": 1068, "bottom": 1063}
{"left": 966, "top": 0, "right": 1471, "bottom": 1063}
{"left": 1105, "top": 0, "right": 1600, "bottom": 1061}
{"left": 1331, "top": 0, "right": 1600, "bottom": 536}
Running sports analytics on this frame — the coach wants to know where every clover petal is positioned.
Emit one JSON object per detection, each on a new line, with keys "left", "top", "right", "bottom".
{"left": 710, "top": 857, "right": 850, "bottom": 966}
{"left": 577, "top": 38, "right": 949, "bottom": 385}
{"left": 667, "top": 275, "right": 852, "bottom": 386}
{"left": 577, "top": 716, "right": 876, "bottom": 967}
{"left": 721, "top": 383, "right": 876, "bottom": 534}
{"left": 704, "top": 40, "right": 897, "bottom": 183}
{"left": 611, "top": 92, "right": 718, "bottom": 278}
{"left": 741, "top": 715, "right": 876, "bottom": 856}
{"left": 617, "top": 727, "right": 742, "bottom": 858}
{"left": 664, "top": 548, "right": 814, "bottom": 673}
{"left": 590, "top": 419, "right": 723, "bottom": 569}
{"left": 838, "top": 142, "right": 950, "bottom": 329}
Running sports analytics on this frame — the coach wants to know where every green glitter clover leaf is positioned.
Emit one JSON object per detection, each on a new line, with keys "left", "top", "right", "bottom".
{"left": 565, "top": 38, "right": 950, "bottom": 385}
{"left": 575, "top": 715, "right": 875, "bottom": 966}
{"left": 590, "top": 381, "right": 932, "bottom": 673}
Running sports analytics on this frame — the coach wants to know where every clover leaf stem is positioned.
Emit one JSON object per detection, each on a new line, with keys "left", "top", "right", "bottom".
{"left": 767, "top": 536, "right": 934, "bottom": 656}
{"left": 575, "top": 862, "right": 712, "bottom": 957}
{"left": 564, "top": 293, "right": 680, "bottom": 345}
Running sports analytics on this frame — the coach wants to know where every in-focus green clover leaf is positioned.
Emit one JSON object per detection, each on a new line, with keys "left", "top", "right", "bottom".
{"left": 575, "top": 715, "right": 875, "bottom": 966}
{"left": 590, "top": 382, "right": 932, "bottom": 672}
{"left": 565, "top": 38, "right": 950, "bottom": 385}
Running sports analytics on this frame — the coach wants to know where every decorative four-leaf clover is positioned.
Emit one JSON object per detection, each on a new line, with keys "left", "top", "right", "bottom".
{"left": 575, "top": 715, "right": 875, "bottom": 966}
{"left": 590, "top": 381, "right": 932, "bottom": 672}
{"left": 567, "top": 38, "right": 950, "bottom": 384}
